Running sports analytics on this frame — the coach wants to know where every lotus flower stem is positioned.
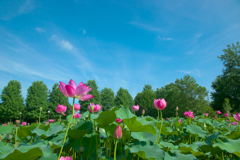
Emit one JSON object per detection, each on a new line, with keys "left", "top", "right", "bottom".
{"left": 87, "top": 122, "right": 93, "bottom": 160}
{"left": 114, "top": 140, "right": 118, "bottom": 160}
{"left": 15, "top": 127, "right": 18, "bottom": 148}
{"left": 58, "top": 98, "right": 75, "bottom": 160}
{"left": 94, "top": 121, "right": 98, "bottom": 160}
{"left": 39, "top": 110, "right": 41, "bottom": 124}
{"left": 157, "top": 110, "right": 163, "bottom": 144}
{"left": 157, "top": 110, "right": 160, "bottom": 126}
{"left": 59, "top": 114, "right": 61, "bottom": 124}
{"left": 105, "top": 132, "right": 109, "bottom": 157}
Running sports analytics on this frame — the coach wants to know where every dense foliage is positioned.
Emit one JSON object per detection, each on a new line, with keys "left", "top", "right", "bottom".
{"left": 211, "top": 42, "right": 240, "bottom": 112}
{"left": 0, "top": 80, "right": 25, "bottom": 123}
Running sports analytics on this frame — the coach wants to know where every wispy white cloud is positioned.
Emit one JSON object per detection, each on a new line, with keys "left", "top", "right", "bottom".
{"left": 0, "top": 0, "right": 37, "bottom": 20}
{"left": 80, "top": 28, "right": 86, "bottom": 34}
{"left": 18, "top": 0, "right": 36, "bottom": 14}
{"left": 36, "top": 27, "right": 45, "bottom": 33}
{"left": 128, "top": 21, "right": 162, "bottom": 32}
{"left": 177, "top": 69, "right": 201, "bottom": 77}
{"left": 157, "top": 36, "right": 173, "bottom": 41}
{"left": 51, "top": 35, "right": 74, "bottom": 50}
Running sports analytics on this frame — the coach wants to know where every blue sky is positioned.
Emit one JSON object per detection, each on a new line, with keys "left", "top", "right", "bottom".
{"left": 0, "top": 0, "right": 240, "bottom": 105}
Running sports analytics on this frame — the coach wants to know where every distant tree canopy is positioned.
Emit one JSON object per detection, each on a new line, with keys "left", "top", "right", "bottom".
{"left": 78, "top": 80, "right": 102, "bottom": 113}
{"left": 25, "top": 81, "right": 49, "bottom": 122}
{"left": 48, "top": 83, "right": 71, "bottom": 120}
{"left": 0, "top": 80, "right": 25, "bottom": 123}
{"left": 134, "top": 84, "right": 156, "bottom": 117}
{"left": 100, "top": 87, "right": 115, "bottom": 111}
{"left": 154, "top": 75, "right": 209, "bottom": 118}
{"left": 114, "top": 87, "right": 133, "bottom": 109}
{"left": 211, "top": 42, "right": 240, "bottom": 113}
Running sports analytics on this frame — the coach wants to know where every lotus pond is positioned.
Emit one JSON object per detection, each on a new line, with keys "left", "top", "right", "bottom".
{"left": 1, "top": 106, "right": 240, "bottom": 160}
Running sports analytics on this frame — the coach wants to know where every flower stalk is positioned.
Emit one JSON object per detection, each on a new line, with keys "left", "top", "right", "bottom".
{"left": 58, "top": 98, "right": 75, "bottom": 160}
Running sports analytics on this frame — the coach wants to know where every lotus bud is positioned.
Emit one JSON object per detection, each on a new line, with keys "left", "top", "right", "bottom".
{"left": 90, "top": 105, "right": 94, "bottom": 112}
{"left": 40, "top": 107, "right": 43, "bottom": 111}
{"left": 79, "top": 147, "right": 84, "bottom": 153}
{"left": 142, "top": 109, "right": 145, "bottom": 115}
{"left": 176, "top": 106, "right": 178, "bottom": 110}
{"left": 114, "top": 125, "right": 122, "bottom": 139}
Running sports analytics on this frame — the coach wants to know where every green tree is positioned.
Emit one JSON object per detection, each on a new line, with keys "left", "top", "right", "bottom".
{"left": 100, "top": 87, "right": 115, "bottom": 111}
{"left": 25, "top": 81, "right": 49, "bottom": 123}
{"left": 125, "top": 89, "right": 134, "bottom": 108}
{"left": 48, "top": 83, "right": 72, "bottom": 120}
{"left": 78, "top": 80, "right": 101, "bottom": 113}
{"left": 155, "top": 83, "right": 182, "bottom": 118}
{"left": 114, "top": 87, "right": 130, "bottom": 108}
{"left": 142, "top": 84, "right": 154, "bottom": 92}
{"left": 134, "top": 85, "right": 157, "bottom": 117}
{"left": 0, "top": 80, "right": 25, "bottom": 123}
{"left": 155, "top": 75, "right": 209, "bottom": 118}
{"left": 211, "top": 42, "right": 240, "bottom": 112}
{"left": 222, "top": 98, "right": 233, "bottom": 113}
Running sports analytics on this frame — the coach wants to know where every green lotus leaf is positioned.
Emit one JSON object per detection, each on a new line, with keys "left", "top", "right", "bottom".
{"left": 74, "top": 121, "right": 93, "bottom": 133}
{"left": 0, "top": 125, "right": 12, "bottom": 134}
{"left": 47, "top": 133, "right": 65, "bottom": 149}
{"left": 115, "top": 107, "right": 135, "bottom": 120}
{"left": 39, "top": 153, "right": 58, "bottom": 160}
{"left": 32, "top": 124, "right": 64, "bottom": 138}
{"left": 0, "top": 141, "right": 52, "bottom": 160}
{"left": 130, "top": 141, "right": 164, "bottom": 160}
{"left": 124, "top": 117, "right": 156, "bottom": 135}
{"left": 131, "top": 132, "right": 157, "bottom": 143}
{"left": 81, "top": 111, "right": 90, "bottom": 119}
{"left": 212, "top": 120, "right": 222, "bottom": 128}
{"left": 0, "top": 141, "right": 13, "bottom": 155}
{"left": 213, "top": 138, "right": 240, "bottom": 157}
{"left": 164, "top": 151, "right": 197, "bottom": 160}
{"left": 68, "top": 129, "right": 89, "bottom": 139}
{"left": 226, "top": 131, "right": 240, "bottom": 140}
{"left": 197, "top": 119, "right": 212, "bottom": 126}
{"left": 186, "top": 124, "right": 207, "bottom": 138}
{"left": 205, "top": 132, "right": 221, "bottom": 145}
{"left": 94, "top": 108, "right": 118, "bottom": 127}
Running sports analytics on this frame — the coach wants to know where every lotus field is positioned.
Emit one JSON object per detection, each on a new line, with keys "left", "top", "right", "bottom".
{"left": 1, "top": 80, "right": 240, "bottom": 160}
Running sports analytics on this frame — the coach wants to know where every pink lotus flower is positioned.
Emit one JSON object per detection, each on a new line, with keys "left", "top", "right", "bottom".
{"left": 167, "top": 118, "right": 169, "bottom": 120}
{"left": 88, "top": 103, "right": 102, "bottom": 113}
{"left": 154, "top": 99, "right": 167, "bottom": 110}
{"left": 176, "top": 106, "right": 178, "bottom": 110}
{"left": 132, "top": 105, "right": 139, "bottom": 111}
{"left": 114, "top": 125, "right": 122, "bottom": 139}
{"left": 142, "top": 109, "right": 145, "bottom": 115}
{"left": 73, "top": 113, "right": 81, "bottom": 118}
{"left": 22, "top": 122, "right": 27, "bottom": 126}
{"left": 73, "top": 104, "right": 81, "bottom": 111}
{"left": 56, "top": 104, "right": 67, "bottom": 116}
{"left": 179, "top": 119, "right": 182, "bottom": 123}
{"left": 231, "top": 122, "right": 238, "bottom": 125}
{"left": 49, "top": 119, "right": 54, "bottom": 123}
{"left": 233, "top": 113, "right": 240, "bottom": 122}
{"left": 59, "top": 156, "right": 72, "bottom": 160}
{"left": 225, "top": 113, "right": 229, "bottom": 117}
{"left": 116, "top": 118, "right": 122, "bottom": 123}
{"left": 204, "top": 113, "right": 209, "bottom": 117}
{"left": 2, "top": 124, "right": 6, "bottom": 126}
{"left": 59, "top": 79, "right": 94, "bottom": 101}
{"left": 217, "top": 110, "right": 222, "bottom": 114}
{"left": 184, "top": 111, "right": 194, "bottom": 119}
{"left": 46, "top": 122, "right": 49, "bottom": 124}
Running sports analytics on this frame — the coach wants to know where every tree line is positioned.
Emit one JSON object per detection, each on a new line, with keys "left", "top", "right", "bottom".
{"left": 0, "top": 42, "right": 239, "bottom": 123}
